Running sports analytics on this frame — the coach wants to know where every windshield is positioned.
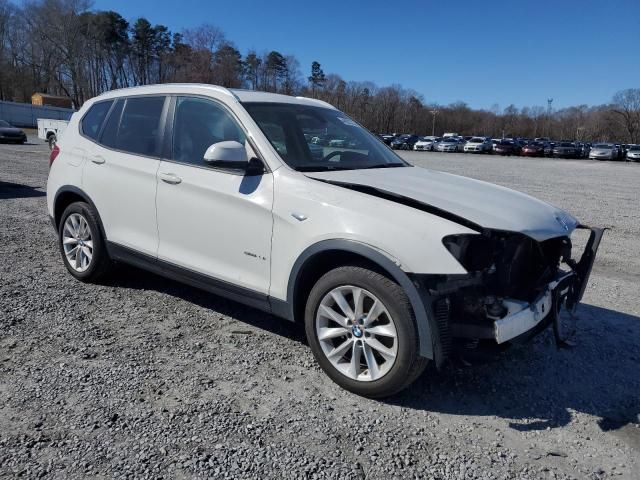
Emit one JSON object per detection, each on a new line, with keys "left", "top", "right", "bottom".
{"left": 469, "top": 137, "right": 484, "bottom": 143}
{"left": 559, "top": 142, "right": 574, "bottom": 147}
{"left": 629, "top": 145, "right": 640, "bottom": 151}
{"left": 0, "top": 120, "right": 10, "bottom": 127}
{"left": 594, "top": 144, "right": 612, "bottom": 149}
{"left": 243, "top": 103, "right": 408, "bottom": 171}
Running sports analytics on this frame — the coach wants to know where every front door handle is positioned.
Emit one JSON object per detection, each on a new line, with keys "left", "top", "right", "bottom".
{"left": 91, "top": 155, "right": 105, "bottom": 165}
{"left": 159, "top": 172, "right": 182, "bottom": 185}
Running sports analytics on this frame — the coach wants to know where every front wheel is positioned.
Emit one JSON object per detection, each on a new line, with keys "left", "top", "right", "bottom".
{"left": 305, "top": 266, "right": 427, "bottom": 398}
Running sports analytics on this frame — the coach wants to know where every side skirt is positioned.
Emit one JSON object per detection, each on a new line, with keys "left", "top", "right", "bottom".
{"left": 107, "top": 242, "right": 278, "bottom": 315}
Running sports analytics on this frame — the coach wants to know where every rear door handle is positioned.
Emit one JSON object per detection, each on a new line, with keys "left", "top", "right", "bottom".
{"left": 159, "top": 172, "right": 182, "bottom": 185}
{"left": 91, "top": 155, "right": 105, "bottom": 165}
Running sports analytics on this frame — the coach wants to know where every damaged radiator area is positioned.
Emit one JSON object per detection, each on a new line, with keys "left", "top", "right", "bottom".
{"left": 420, "top": 230, "right": 578, "bottom": 347}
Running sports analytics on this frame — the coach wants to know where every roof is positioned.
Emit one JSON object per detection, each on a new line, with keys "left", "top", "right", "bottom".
{"left": 93, "top": 83, "right": 336, "bottom": 109}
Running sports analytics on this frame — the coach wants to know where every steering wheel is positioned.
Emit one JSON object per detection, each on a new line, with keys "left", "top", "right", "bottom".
{"left": 322, "top": 150, "right": 343, "bottom": 162}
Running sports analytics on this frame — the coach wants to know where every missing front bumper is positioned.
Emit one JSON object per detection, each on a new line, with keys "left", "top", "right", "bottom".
{"left": 493, "top": 272, "right": 573, "bottom": 343}
{"left": 443, "top": 225, "right": 605, "bottom": 345}
{"left": 496, "top": 225, "right": 605, "bottom": 343}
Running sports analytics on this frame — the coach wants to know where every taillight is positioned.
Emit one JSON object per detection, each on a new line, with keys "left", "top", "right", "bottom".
{"left": 49, "top": 145, "right": 60, "bottom": 167}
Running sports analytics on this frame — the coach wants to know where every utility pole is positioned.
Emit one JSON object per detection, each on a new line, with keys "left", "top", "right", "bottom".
{"left": 547, "top": 98, "right": 553, "bottom": 137}
{"left": 430, "top": 109, "right": 438, "bottom": 136}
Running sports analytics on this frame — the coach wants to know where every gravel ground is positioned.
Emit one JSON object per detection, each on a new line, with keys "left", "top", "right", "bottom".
{"left": 1, "top": 137, "right": 639, "bottom": 479}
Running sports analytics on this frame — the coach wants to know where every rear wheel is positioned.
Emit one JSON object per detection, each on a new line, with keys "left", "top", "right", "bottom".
{"left": 48, "top": 134, "right": 57, "bottom": 150}
{"left": 305, "top": 266, "right": 427, "bottom": 398}
{"left": 58, "top": 201, "right": 112, "bottom": 282}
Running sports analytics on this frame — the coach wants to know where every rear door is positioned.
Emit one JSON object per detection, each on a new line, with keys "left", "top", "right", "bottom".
{"left": 155, "top": 95, "right": 274, "bottom": 295}
{"left": 82, "top": 95, "right": 168, "bottom": 257}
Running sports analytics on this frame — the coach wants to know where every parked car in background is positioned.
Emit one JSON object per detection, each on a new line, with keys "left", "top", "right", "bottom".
{"left": 521, "top": 141, "right": 547, "bottom": 157}
{"left": 493, "top": 140, "right": 521, "bottom": 156}
{"left": 625, "top": 145, "right": 640, "bottom": 161}
{"left": 436, "top": 137, "right": 463, "bottom": 152}
{"left": 552, "top": 142, "right": 580, "bottom": 158}
{"left": 391, "top": 134, "right": 420, "bottom": 150}
{"left": 378, "top": 134, "right": 395, "bottom": 145}
{"left": 0, "top": 119, "right": 27, "bottom": 144}
{"left": 38, "top": 118, "right": 69, "bottom": 149}
{"left": 463, "top": 137, "right": 492, "bottom": 153}
{"left": 589, "top": 144, "right": 618, "bottom": 160}
{"left": 442, "top": 132, "right": 460, "bottom": 138}
{"left": 413, "top": 136, "right": 440, "bottom": 151}
{"left": 616, "top": 144, "right": 628, "bottom": 160}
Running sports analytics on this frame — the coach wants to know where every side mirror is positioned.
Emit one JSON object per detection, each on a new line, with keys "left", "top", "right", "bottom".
{"left": 203, "top": 141, "right": 248, "bottom": 167}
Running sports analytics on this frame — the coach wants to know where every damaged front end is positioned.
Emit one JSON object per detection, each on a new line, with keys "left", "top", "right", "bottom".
{"left": 417, "top": 226, "right": 605, "bottom": 358}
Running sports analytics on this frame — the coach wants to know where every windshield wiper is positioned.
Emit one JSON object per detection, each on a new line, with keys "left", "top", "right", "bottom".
{"left": 295, "top": 165, "right": 353, "bottom": 172}
{"left": 295, "top": 163, "right": 408, "bottom": 172}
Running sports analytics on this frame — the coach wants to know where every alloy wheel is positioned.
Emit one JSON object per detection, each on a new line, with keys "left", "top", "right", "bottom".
{"left": 62, "top": 213, "right": 93, "bottom": 272}
{"left": 315, "top": 285, "right": 398, "bottom": 382}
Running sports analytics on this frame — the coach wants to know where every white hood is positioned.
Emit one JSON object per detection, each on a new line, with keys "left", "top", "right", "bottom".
{"left": 306, "top": 166, "right": 578, "bottom": 241}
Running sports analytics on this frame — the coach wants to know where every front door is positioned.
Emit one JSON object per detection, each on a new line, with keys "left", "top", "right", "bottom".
{"left": 155, "top": 96, "right": 273, "bottom": 295}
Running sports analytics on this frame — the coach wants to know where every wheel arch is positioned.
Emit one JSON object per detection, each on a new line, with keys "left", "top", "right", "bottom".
{"left": 280, "top": 239, "right": 438, "bottom": 360}
{"left": 53, "top": 186, "right": 107, "bottom": 240}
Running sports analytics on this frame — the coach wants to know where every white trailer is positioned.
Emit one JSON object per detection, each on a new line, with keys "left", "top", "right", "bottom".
{"left": 37, "top": 118, "right": 69, "bottom": 149}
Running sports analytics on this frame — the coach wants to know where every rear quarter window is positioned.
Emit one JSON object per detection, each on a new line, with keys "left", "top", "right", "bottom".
{"left": 81, "top": 100, "right": 113, "bottom": 140}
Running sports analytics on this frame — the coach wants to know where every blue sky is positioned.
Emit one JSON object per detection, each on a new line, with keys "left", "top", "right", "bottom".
{"left": 93, "top": 0, "right": 640, "bottom": 110}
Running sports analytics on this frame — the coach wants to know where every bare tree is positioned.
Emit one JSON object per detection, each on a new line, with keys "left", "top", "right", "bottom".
{"left": 612, "top": 89, "right": 640, "bottom": 143}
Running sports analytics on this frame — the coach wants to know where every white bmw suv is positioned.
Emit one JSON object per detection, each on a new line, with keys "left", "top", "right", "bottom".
{"left": 47, "top": 84, "right": 604, "bottom": 397}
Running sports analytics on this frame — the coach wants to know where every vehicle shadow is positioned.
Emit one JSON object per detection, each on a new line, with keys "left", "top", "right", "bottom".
{"left": 393, "top": 304, "right": 640, "bottom": 436}
{"left": 103, "top": 264, "right": 306, "bottom": 345}
{"left": 0, "top": 181, "right": 46, "bottom": 199}
{"left": 102, "top": 265, "right": 639, "bottom": 437}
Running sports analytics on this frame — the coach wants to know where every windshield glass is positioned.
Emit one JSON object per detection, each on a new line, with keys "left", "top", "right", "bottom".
{"left": 594, "top": 144, "right": 612, "bottom": 149}
{"left": 629, "top": 145, "right": 640, "bottom": 151}
{"left": 0, "top": 120, "right": 10, "bottom": 127}
{"left": 559, "top": 142, "right": 574, "bottom": 147}
{"left": 243, "top": 102, "right": 409, "bottom": 171}
{"left": 469, "top": 137, "right": 483, "bottom": 143}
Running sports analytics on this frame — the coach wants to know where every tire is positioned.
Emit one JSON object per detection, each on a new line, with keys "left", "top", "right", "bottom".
{"left": 48, "top": 134, "right": 57, "bottom": 150}
{"left": 58, "top": 201, "right": 112, "bottom": 282}
{"left": 304, "top": 265, "right": 428, "bottom": 398}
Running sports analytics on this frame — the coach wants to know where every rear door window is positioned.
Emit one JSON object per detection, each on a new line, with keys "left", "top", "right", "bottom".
{"left": 81, "top": 100, "right": 113, "bottom": 140}
{"left": 100, "top": 96, "right": 166, "bottom": 157}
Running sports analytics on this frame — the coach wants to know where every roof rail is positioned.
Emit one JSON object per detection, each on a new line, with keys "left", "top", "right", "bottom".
{"left": 96, "top": 83, "right": 237, "bottom": 99}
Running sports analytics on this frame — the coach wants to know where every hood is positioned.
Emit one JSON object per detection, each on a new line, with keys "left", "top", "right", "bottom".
{"left": 305, "top": 166, "right": 578, "bottom": 241}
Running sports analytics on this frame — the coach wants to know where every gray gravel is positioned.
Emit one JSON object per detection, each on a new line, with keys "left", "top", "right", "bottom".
{"left": 1, "top": 137, "right": 639, "bottom": 479}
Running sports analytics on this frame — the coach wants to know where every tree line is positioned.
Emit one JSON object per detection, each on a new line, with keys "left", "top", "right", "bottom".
{"left": 1, "top": 0, "right": 639, "bottom": 143}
